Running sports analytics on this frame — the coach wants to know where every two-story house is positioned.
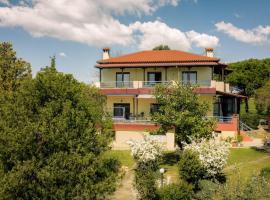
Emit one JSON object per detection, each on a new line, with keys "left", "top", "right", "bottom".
{"left": 94, "top": 48, "right": 246, "bottom": 149}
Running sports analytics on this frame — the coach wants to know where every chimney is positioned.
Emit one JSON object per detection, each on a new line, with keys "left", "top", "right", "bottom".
{"left": 102, "top": 48, "right": 110, "bottom": 60}
{"left": 205, "top": 48, "right": 214, "bottom": 58}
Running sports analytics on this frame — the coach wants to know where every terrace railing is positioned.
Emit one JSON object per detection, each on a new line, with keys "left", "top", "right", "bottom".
{"left": 97, "top": 80, "right": 212, "bottom": 89}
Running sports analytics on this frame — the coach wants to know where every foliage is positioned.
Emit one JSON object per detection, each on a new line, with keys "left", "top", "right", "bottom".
{"left": 0, "top": 64, "right": 120, "bottom": 199}
{"left": 134, "top": 168, "right": 159, "bottom": 200}
{"left": 240, "top": 112, "right": 260, "bottom": 129}
{"left": 129, "top": 136, "right": 162, "bottom": 199}
{"left": 0, "top": 42, "right": 31, "bottom": 92}
{"left": 184, "top": 139, "right": 230, "bottom": 178}
{"left": 159, "top": 182, "right": 194, "bottom": 200}
{"left": 128, "top": 135, "right": 163, "bottom": 169}
{"left": 153, "top": 45, "right": 171, "bottom": 50}
{"left": 227, "top": 58, "right": 270, "bottom": 97}
{"left": 255, "top": 80, "right": 270, "bottom": 115}
{"left": 152, "top": 83, "right": 215, "bottom": 149}
{"left": 178, "top": 150, "right": 204, "bottom": 188}
{"left": 197, "top": 172, "right": 270, "bottom": 200}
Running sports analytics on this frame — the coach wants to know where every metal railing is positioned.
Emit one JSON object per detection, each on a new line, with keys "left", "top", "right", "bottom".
{"left": 206, "top": 116, "right": 233, "bottom": 123}
{"left": 98, "top": 80, "right": 212, "bottom": 88}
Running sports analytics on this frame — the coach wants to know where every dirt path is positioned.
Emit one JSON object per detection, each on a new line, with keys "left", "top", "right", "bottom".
{"left": 110, "top": 168, "right": 136, "bottom": 200}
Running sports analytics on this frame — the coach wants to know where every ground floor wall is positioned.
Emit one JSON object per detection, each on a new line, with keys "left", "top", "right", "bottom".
{"left": 112, "top": 131, "right": 175, "bottom": 151}
{"left": 107, "top": 95, "right": 214, "bottom": 119}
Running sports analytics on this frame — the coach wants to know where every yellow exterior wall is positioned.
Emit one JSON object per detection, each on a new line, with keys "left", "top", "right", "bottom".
{"left": 106, "top": 95, "right": 214, "bottom": 118}
{"left": 137, "top": 98, "right": 156, "bottom": 119}
{"left": 106, "top": 96, "right": 135, "bottom": 115}
{"left": 101, "top": 66, "right": 212, "bottom": 83}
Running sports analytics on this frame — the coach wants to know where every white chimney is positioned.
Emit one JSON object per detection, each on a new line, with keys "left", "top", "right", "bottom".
{"left": 102, "top": 48, "right": 110, "bottom": 60}
{"left": 205, "top": 48, "right": 214, "bottom": 58}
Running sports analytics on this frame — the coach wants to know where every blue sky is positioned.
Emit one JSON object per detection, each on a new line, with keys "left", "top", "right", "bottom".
{"left": 0, "top": 0, "right": 269, "bottom": 83}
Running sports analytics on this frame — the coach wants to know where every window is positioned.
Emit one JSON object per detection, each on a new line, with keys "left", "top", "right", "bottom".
{"left": 150, "top": 103, "right": 161, "bottom": 114}
{"left": 113, "top": 103, "right": 130, "bottom": 119}
{"left": 146, "top": 72, "right": 162, "bottom": 86}
{"left": 116, "top": 72, "right": 130, "bottom": 87}
{"left": 182, "top": 71, "right": 197, "bottom": 85}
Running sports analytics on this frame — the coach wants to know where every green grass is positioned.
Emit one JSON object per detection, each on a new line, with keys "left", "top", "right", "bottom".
{"left": 103, "top": 150, "right": 134, "bottom": 168}
{"left": 227, "top": 148, "right": 267, "bottom": 166}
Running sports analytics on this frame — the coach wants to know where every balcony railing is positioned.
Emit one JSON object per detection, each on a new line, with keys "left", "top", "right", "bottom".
{"left": 96, "top": 80, "right": 212, "bottom": 89}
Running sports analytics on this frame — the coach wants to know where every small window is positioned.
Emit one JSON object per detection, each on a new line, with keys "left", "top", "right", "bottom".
{"left": 116, "top": 72, "right": 130, "bottom": 87}
{"left": 150, "top": 103, "right": 161, "bottom": 114}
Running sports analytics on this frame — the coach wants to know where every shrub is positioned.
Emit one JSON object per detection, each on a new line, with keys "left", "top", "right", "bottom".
{"left": 128, "top": 135, "right": 163, "bottom": 169}
{"left": 184, "top": 139, "right": 230, "bottom": 178}
{"left": 134, "top": 168, "right": 159, "bottom": 200}
{"left": 178, "top": 150, "right": 204, "bottom": 189}
{"left": 129, "top": 136, "right": 163, "bottom": 199}
{"left": 240, "top": 112, "right": 260, "bottom": 129}
{"left": 159, "top": 182, "right": 194, "bottom": 200}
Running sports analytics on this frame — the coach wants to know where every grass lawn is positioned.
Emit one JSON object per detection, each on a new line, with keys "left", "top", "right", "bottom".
{"left": 106, "top": 148, "right": 270, "bottom": 182}
{"left": 103, "top": 150, "right": 134, "bottom": 168}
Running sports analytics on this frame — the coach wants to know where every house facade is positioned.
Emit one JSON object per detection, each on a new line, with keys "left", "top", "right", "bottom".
{"left": 94, "top": 48, "right": 246, "bottom": 149}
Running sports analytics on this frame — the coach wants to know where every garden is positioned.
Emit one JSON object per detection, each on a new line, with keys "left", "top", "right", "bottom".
{"left": 107, "top": 147, "right": 270, "bottom": 199}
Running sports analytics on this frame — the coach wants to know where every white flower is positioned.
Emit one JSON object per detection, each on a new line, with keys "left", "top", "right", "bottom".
{"left": 128, "top": 135, "right": 163, "bottom": 164}
{"left": 184, "top": 139, "right": 230, "bottom": 177}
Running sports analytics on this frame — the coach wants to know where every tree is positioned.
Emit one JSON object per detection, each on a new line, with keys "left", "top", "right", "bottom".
{"left": 228, "top": 58, "right": 270, "bottom": 97}
{"left": 0, "top": 42, "right": 31, "bottom": 92}
{"left": 152, "top": 83, "right": 215, "bottom": 149}
{"left": 255, "top": 80, "right": 270, "bottom": 115}
{"left": 0, "top": 64, "right": 120, "bottom": 199}
{"left": 153, "top": 45, "right": 171, "bottom": 50}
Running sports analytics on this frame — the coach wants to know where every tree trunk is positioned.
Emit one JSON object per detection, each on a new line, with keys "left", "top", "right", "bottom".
{"left": 245, "top": 98, "right": 249, "bottom": 113}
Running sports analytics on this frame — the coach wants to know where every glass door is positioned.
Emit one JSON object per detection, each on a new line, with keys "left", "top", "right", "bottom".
{"left": 116, "top": 72, "right": 130, "bottom": 87}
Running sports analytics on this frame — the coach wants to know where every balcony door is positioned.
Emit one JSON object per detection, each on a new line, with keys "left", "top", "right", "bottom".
{"left": 116, "top": 72, "right": 130, "bottom": 88}
{"left": 113, "top": 103, "right": 130, "bottom": 119}
{"left": 182, "top": 71, "right": 197, "bottom": 85}
{"left": 147, "top": 72, "right": 162, "bottom": 86}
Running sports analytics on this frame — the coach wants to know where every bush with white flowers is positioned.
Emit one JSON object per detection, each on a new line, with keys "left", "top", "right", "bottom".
{"left": 184, "top": 139, "right": 230, "bottom": 178}
{"left": 127, "top": 136, "right": 163, "bottom": 165}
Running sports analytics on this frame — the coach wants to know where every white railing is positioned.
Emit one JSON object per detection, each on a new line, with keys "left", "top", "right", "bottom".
{"left": 96, "top": 80, "right": 213, "bottom": 89}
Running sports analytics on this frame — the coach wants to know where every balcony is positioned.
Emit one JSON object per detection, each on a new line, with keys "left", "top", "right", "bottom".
{"left": 95, "top": 80, "right": 212, "bottom": 88}
{"left": 94, "top": 80, "right": 230, "bottom": 92}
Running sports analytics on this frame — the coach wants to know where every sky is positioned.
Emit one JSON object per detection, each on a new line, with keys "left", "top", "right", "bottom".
{"left": 0, "top": 0, "right": 269, "bottom": 83}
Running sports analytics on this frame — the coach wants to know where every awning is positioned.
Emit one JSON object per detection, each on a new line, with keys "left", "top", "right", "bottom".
{"left": 137, "top": 94, "right": 155, "bottom": 99}
{"left": 216, "top": 91, "right": 247, "bottom": 99}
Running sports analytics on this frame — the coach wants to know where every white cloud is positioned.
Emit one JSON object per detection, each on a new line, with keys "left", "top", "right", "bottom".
{"left": 130, "top": 21, "right": 191, "bottom": 50}
{"left": 130, "top": 21, "right": 219, "bottom": 50}
{"left": 0, "top": 0, "right": 219, "bottom": 51}
{"left": 215, "top": 21, "right": 270, "bottom": 44}
{"left": 59, "top": 52, "right": 66, "bottom": 57}
{"left": 186, "top": 30, "right": 219, "bottom": 48}
{"left": 0, "top": 0, "right": 181, "bottom": 47}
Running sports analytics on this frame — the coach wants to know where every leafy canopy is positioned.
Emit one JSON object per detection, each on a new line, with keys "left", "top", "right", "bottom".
{"left": 255, "top": 80, "right": 270, "bottom": 115}
{"left": 0, "top": 42, "right": 31, "bottom": 92}
{"left": 152, "top": 83, "right": 215, "bottom": 149}
{"left": 153, "top": 45, "right": 171, "bottom": 50}
{"left": 227, "top": 58, "right": 270, "bottom": 96}
{"left": 0, "top": 57, "right": 119, "bottom": 199}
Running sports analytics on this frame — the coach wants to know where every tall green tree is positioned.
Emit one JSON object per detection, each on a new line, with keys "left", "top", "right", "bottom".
{"left": 0, "top": 42, "right": 31, "bottom": 92}
{"left": 153, "top": 45, "right": 171, "bottom": 50}
{"left": 0, "top": 64, "right": 120, "bottom": 199}
{"left": 227, "top": 58, "right": 270, "bottom": 97}
{"left": 255, "top": 80, "right": 270, "bottom": 115}
{"left": 152, "top": 83, "right": 215, "bottom": 149}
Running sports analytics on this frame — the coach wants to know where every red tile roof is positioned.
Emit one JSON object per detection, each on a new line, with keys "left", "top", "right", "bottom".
{"left": 96, "top": 50, "right": 221, "bottom": 68}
